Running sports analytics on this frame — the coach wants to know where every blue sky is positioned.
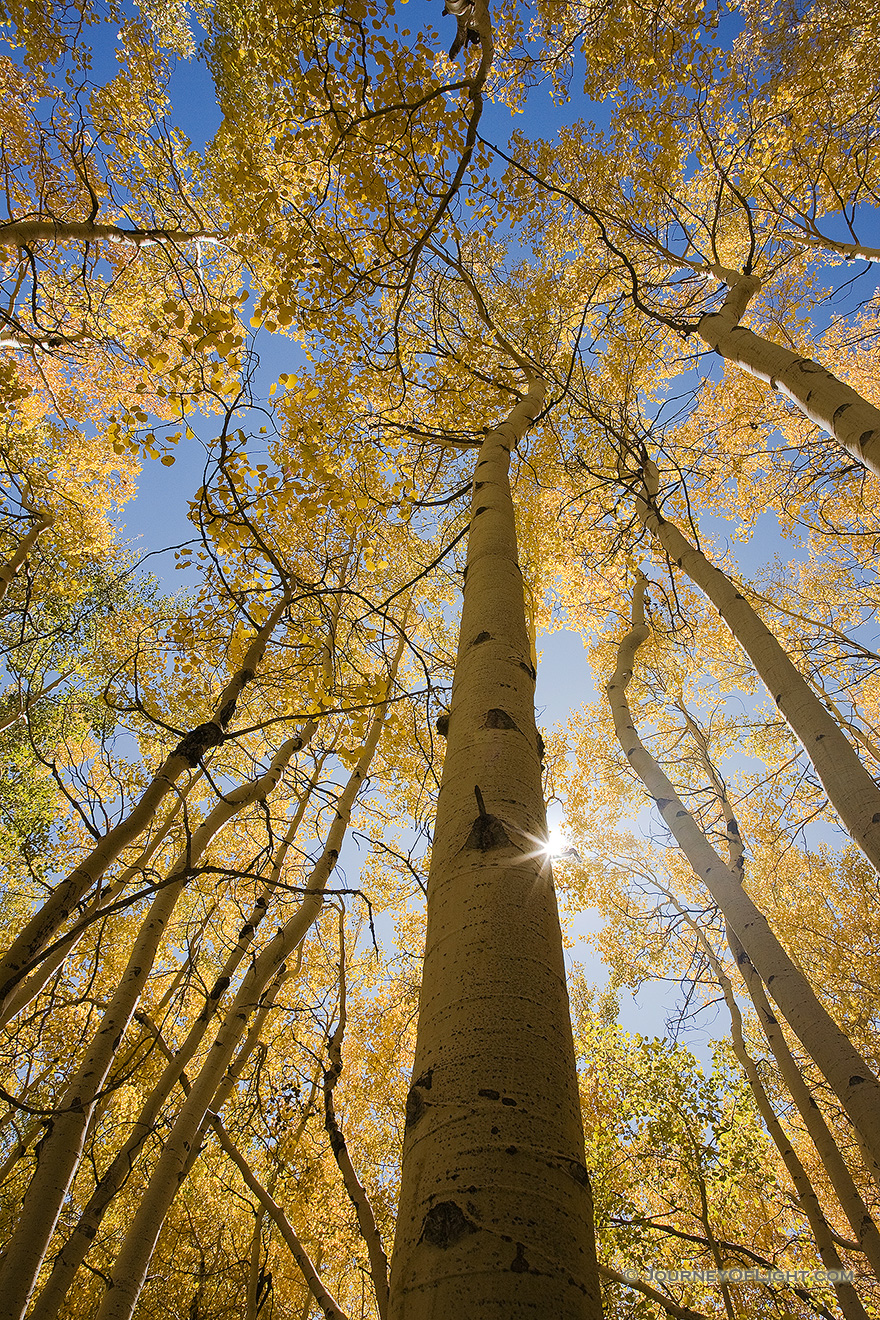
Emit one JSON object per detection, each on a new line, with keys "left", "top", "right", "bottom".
{"left": 108, "top": 0, "right": 858, "bottom": 1055}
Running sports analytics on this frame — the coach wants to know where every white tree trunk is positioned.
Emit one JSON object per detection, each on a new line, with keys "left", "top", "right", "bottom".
{"left": 733, "top": 938, "right": 880, "bottom": 1271}
{"left": 673, "top": 900, "right": 870, "bottom": 1320}
{"left": 25, "top": 741, "right": 320, "bottom": 1320}
{"left": 0, "top": 735, "right": 302, "bottom": 1320}
{"left": 91, "top": 671, "right": 398, "bottom": 1320}
{"left": 389, "top": 383, "right": 601, "bottom": 1320}
{"left": 679, "top": 706, "right": 880, "bottom": 1271}
{"left": 0, "top": 509, "right": 52, "bottom": 600}
{"left": 0, "top": 594, "right": 290, "bottom": 1009}
{"left": 633, "top": 464, "right": 880, "bottom": 876}
{"left": 606, "top": 576, "right": 880, "bottom": 1182}
{"left": 695, "top": 278, "right": 880, "bottom": 478}
{"left": 324, "top": 914, "right": 389, "bottom": 1319}
{"left": 0, "top": 219, "right": 217, "bottom": 249}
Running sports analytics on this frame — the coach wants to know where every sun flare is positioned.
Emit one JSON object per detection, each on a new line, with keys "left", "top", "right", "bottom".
{"left": 546, "top": 824, "right": 570, "bottom": 857}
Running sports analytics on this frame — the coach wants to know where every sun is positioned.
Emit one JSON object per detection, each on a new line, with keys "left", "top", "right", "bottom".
{"left": 545, "top": 824, "right": 570, "bottom": 857}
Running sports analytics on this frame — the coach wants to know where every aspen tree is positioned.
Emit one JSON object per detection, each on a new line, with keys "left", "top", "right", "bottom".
{"left": 0, "top": 730, "right": 312, "bottom": 1320}
{"left": 606, "top": 574, "right": 880, "bottom": 1180}
{"left": 497, "top": 142, "right": 880, "bottom": 479}
{"left": 25, "top": 745, "right": 324, "bottom": 1320}
{"left": 680, "top": 708, "right": 880, "bottom": 1270}
{"left": 211, "top": 1115, "right": 351, "bottom": 1320}
{"left": 736, "top": 950, "right": 880, "bottom": 1259}
{"left": 627, "top": 454, "right": 880, "bottom": 876}
{"left": 0, "top": 220, "right": 218, "bottom": 250}
{"left": 691, "top": 275, "right": 880, "bottom": 480}
{"left": 389, "top": 381, "right": 601, "bottom": 1320}
{"left": 670, "top": 898, "right": 871, "bottom": 1319}
{"left": 324, "top": 915, "right": 390, "bottom": 1320}
{"left": 0, "top": 767, "right": 211, "bottom": 1030}
{"left": 91, "top": 645, "right": 402, "bottom": 1320}
{"left": 0, "top": 506, "right": 52, "bottom": 601}
{"left": 244, "top": 1211, "right": 265, "bottom": 1320}
{"left": 0, "top": 592, "right": 291, "bottom": 1008}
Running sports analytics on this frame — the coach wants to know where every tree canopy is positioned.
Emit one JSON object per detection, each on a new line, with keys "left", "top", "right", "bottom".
{"left": 1, "top": 1, "right": 879, "bottom": 1318}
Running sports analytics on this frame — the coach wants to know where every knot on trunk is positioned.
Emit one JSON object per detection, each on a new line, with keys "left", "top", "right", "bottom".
{"left": 483, "top": 708, "right": 518, "bottom": 730}
{"left": 419, "top": 1200, "right": 478, "bottom": 1250}
{"left": 174, "top": 721, "right": 225, "bottom": 766}
{"left": 405, "top": 1086, "right": 428, "bottom": 1128}
{"left": 464, "top": 785, "right": 513, "bottom": 852}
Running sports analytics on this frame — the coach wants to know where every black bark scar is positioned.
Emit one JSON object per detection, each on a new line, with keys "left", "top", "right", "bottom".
{"left": 464, "top": 786, "right": 513, "bottom": 851}
{"left": 419, "top": 1201, "right": 478, "bottom": 1249}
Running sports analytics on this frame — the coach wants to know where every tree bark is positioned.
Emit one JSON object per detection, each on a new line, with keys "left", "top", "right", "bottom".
{"left": 323, "top": 912, "right": 390, "bottom": 1320}
{"left": 24, "top": 742, "right": 321, "bottom": 1320}
{"left": 0, "top": 762, "right": 211, "bottom": 1031}
{"left": 694, "top": 277, "right": 880, "bottom": 478}
{"left": 0, "top": 508, "right": 52, "bottom": 601}
{"left": 0, "top": 734, "right": 303, "bottom": 1320}
{"left": 632, "top": 460, "right": 880, "bottom": 876}
{"left": 91, "top": 662, "right": 399, "bottom": 1320}
{"left": 606, "top": 576, "right": 880, "bottom": 1183}
{"left": 678, "top": 708, "right": 880, "bottom": 1273}
{"left": 212, "top": 1117, "right": 350, "bottom": 1320}
{"left": 245, "top": 1211, "right": 264, "bottom": 1320}
{"left": 388, "top": 382, "right": 601, "bottom": 1320}
{"left": 0, "top": 593, "right": 290, "bottom": 1009}
{"left": 734, "top": 942, "right": 880, "bottom": 1270}
{"left": 0, "top": 219, "right": 218, "bottom": 249}
{"left": 673, "top": 900, "right": 870, "bottom": 1320}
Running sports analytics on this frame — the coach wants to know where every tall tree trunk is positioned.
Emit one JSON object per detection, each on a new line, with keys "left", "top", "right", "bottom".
{"left": 0, "top": 735, "right": 303, "bottom": 1320}
{"left": 672, "top": 898, "right": 870, "bottom": 1319}
{"left": 0, "top": 762, "right": 211, "bottom": 1031}
{"left": 678, "top": 707, "right": 880, "bottom": 1270}
{"left": 91, "top": 660, "right": 400, "bottom": 1320}
{"left": 734, "top": 938, "right": 880, "bottom": 1265}
{"left": 694, "top": 276, "right": 880, "bottom": 479}
{"left": 323, "top": 912, "right": 390, "bottom": 1320}
{"left": 0, "top": 593, "right": 291, "bottom": 1008}
{"left": 631, "top": 457, "right": 880, "bottom": 876}
{"left": 0, "top": 508, "right": 52, "bottom": 601}
{"left": 606, "top": 575, "right": 880, "bottom": 1182}
{"left": 245, "top": 1212, "right": 264, "bottom": 1320}
{"left": 25, "top": 744, "right": 321, "bottom": 1320}
{"left": 388, "top": 381, "right": 601, "bottom": 1320}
